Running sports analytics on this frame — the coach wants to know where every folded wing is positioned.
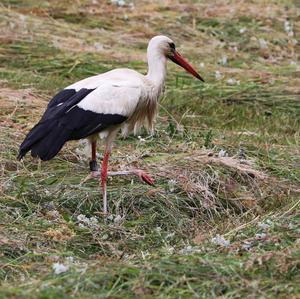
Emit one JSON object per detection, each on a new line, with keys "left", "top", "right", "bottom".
{"left": 18, "top": 79, "right": 143, "bottom": 161}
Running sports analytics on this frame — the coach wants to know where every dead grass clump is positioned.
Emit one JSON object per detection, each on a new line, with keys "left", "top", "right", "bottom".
{"left": 0, "top": 8, "right": 145, "bottom": 59}
{"left": 44, "top": 225, "right": 75, "bottom": 243}
{"left": 0, "top": 87, "right": 46, "bottom": 112}
{"left": 0, "top": 88, "right": 47, "bottom": 156}
{"left": 147, "top": 150, "right": 288, "bottom": 214}
{"left": 0, "top": 231, "right": 25, "bottom": 249}
{"left": 202, "top": 0, "right": 294, "bottom": 19}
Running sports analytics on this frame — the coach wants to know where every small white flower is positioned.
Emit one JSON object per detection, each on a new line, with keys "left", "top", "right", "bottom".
{"left": 215, "top": 70, "right": 222, "bottom": 80}
{"left": 111, "top": 0, "right": 125, "bottom": 6}
{"left": 218, "top": 149, "right": 227, "bottom": 157}
{"left": 168, "top": 179, "right": 176, "bottom": 192}
{"left": 77, "top": 214, "right": 99, "bottom": 229}
{"left": 226, "top": 78, "right": 240, "bottom": 85}
{"left": 242, "top": 241, "right": 253, "bottom": 251}
{"left": 102, "top": 234, "right": 109, "bottom": 240}
{"left": 166, "top": 232, "right": 175, "bottom": 239}
{"left": 89, "top": 216, "right": 99, "bottom": 225}
{"left": 211, "top": 235, "right": 230, "bottom": 247}
{"left": 94, "top": 42, "right": 103, "bottom": 51}
{"left": 165, "top": 246, "right": 175, "bottom": 254}
{"left": 219, "top": 55, "right": 227, "bottom": 65}
{"left": 123, "top": 14, "right": 129, "bottom": 21}
{"left": 231, "top": 46, "right": 238, "bottom": 52}
{"left": 141, "top": 251, "right": 151, "bottom": 260}
{"left": 9, "top": 21, "right": 16, "bottom": 30}
{"left": 179, "top": 245, "right": 201, "bottom": 254}
{"left": 114, "top": 215, "right": 123, "bottom": 224}
{"left": 239, "top": 27, "right": 246, "bottom": 34}
{"left": 53, "top": 262, "right": 69, "bottom": 274}
{"left": 19, "top": 15, "right": 27, "bottom": 22}
{"left": 258, "top": 38, "right": 268, "bottom": 49}
{"left": 155, "top": 227, "right": 162, "bottom": 233}
{"left": 257, "top": 222, "right": 270, "bottom": 230}
{"left": 284, "top": 21, "right": 294, "bottom": 37}
{"left": 199, "top": 62, "right": 205, "bottom": 68}
{"left": 65, "top": 256, "right": 74, "bottom": 263}
{"left": 77, "top": 214, "right": 88, "bottom": 222}
{"left": 107, "top": 214, "right": 114, "bottom": 221}
{"left": 138, "top": 135, "right": 146, "bottom": 142}
{"left": 255, "top": 233, "right": 267, "bottom": 239}
{"left": 284, "top": 21, "right": 290, "bottom": 31}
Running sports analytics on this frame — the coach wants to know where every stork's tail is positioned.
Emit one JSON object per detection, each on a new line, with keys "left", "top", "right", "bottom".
{"left": 18, "top": 121, "right": 67, "bottom": 161}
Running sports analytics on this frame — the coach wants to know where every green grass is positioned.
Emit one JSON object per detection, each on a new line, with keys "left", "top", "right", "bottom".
{"left": 0, "top": 0, "right": 299, "bottom": 298}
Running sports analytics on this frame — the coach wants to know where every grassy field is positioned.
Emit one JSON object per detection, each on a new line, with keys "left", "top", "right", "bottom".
{"left": 0, "top": 0, "right": 299, "bottom": 298}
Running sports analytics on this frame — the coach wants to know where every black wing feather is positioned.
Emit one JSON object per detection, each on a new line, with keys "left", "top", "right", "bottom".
{"left": 18, "top": 88, "right": 127, "bottom": 161}
{"left": 40, "top": 88, "right": 95, "bottom": 122}
{"left": 47, "top": 89, "right": 77, "bottom": 108}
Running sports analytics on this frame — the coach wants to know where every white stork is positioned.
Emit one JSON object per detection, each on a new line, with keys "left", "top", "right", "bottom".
{"left": 18, "top": 35, "right": 204, "bottom": 214}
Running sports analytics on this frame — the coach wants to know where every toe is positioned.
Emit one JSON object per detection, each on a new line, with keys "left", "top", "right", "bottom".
{"left": 141, "top": 173, "right": 155, "bottom": 186}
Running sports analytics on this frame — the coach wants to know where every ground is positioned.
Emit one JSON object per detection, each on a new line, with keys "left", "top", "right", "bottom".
{"left": 0, "top": 0, "right": 299, "bottom": 298}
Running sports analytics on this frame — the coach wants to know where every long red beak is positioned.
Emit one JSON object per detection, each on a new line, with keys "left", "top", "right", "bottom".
{"left": 169, "top": 51, "right": 204, "bottom": 82}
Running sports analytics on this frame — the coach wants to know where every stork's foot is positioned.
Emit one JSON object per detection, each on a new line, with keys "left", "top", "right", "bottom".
{"left": 132, "top": 170, "right": 155, "bottom": 186}
{"left": 80, "top": 169, "right": 155, "bottom": 186}
{"left": 80, "top": 171, "right": 100, "bottom": 185}
{"left": 80, "top": 160, "right": 100, "bottom": 184}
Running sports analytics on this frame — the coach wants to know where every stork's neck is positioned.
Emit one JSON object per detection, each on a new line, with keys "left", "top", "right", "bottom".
{"left": 146, "top": 50, "right": 167, "bottom": 89}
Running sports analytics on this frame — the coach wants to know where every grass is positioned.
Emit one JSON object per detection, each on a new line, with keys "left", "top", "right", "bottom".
{"left": 0, "top": 0, "right": 299, "bottom": 298}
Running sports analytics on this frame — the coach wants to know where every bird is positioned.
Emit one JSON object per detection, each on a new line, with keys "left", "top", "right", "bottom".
{"left": 18, "top": 35, "right": 204, "bottom": 214}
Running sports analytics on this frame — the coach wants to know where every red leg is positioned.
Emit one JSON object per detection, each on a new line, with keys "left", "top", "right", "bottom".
{"left": 101, "top": 151, "right": 110, "bottom": 214}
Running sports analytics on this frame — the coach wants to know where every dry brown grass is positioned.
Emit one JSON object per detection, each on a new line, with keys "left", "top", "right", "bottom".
{"left": 0, "top": 1, "right": 299, "bottom": 297}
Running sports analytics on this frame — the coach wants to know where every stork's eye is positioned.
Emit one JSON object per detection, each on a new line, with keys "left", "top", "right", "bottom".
{"left": 169, "top": 42, "right": 175, "bottom": 50}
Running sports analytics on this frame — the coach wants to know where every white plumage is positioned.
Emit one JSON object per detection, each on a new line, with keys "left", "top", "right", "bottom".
{"left": 18, "top": 35, "right": 204, "bottom": 214}
{"left": 77, "top": 78, "right": 143, "bottom": 117}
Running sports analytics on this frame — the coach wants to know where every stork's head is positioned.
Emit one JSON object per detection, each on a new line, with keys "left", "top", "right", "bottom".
{"left": 148, "top": 35, "right": 204, "bottom": 82}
